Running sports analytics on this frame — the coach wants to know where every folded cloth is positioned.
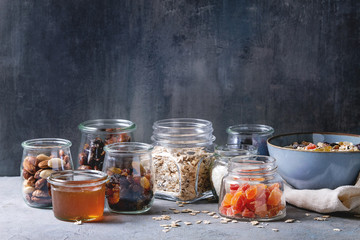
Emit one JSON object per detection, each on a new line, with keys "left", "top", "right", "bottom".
{"left": 284, "top": 174, "right": 360, "bottom": 214}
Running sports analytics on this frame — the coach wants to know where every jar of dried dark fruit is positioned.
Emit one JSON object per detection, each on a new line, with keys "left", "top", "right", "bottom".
{"left": 21, "top": 138, "right": 73, "bottom": 208}
{"left": 77, "top": 119, "right": 136, "bottom": 171}
{"left": 103, "top": 142, "right": 154, "bottom": 214}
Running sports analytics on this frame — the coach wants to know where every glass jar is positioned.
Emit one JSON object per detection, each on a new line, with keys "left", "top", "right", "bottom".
{"left": 151, "top": 118, "right": 215, "bottom": 202}
{"left": 103, "top": 142, "right": 154, "bottom": 214}
{"left": 47, "top": 170, "right": 108, "bottom": 222}
{"left": 226, "top": 124, "right": 274, "bottom": 155}
{"left": 21, "top": 138, "right": 73, "bottom": 208}
{"left": 211, "top": 145, "right": 257, "bottom": 200}
{"left": 77, "top": 119, "right": 136, "bottom": 170}
{"left": 218, "top": 155, "right": 286, "bottom": 221}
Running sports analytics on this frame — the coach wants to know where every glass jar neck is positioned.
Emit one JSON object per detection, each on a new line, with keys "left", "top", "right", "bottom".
{"left": 152, "top": 118, "right": 215, "bottom": 147}
{"left": 104, "top": 142, "right": 153, "bottom": 154}
{"left": 228, "top": 155, "right": 277, "bottom": 176}
{"left": 21, "top": 138, "right": 72, "bottom": 149}
{"left": 226, "top": 124, "right": 274, "bottom": 136}
{"left": 78, "top": 119, "right": 136, "bottom": 134}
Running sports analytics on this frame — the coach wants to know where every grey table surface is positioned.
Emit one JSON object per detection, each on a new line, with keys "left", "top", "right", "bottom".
{"left": 1, "top": 177, "right": 360, "bottom": 240}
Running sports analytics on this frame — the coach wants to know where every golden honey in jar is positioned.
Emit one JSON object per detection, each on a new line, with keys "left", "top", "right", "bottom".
{"left": 47, "top": 170, "right": 108, "bottom": 222}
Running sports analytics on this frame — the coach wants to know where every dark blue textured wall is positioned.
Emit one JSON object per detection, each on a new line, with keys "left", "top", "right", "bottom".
{"left": 0, "top": 0, "right": 359, "bottom": 175}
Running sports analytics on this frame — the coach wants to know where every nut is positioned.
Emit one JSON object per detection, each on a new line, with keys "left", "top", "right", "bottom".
{"left": 35, "top": 179, "right": 47, "bottom": 190}
{"left": 36, "top": 154, "right": 51, "bottom": 162}
{"left": 23, "top": 156, "right": 37, "bottom": 174}
{"left": 34, "top": 169, "right": 43, "bottom": 179}
{"left": 32, "top": 189, "right": 49, "bottom": 198}
{"left": 23, "top": 186, "right": 35, "bottom": 194}
{"left": 31, "top": 196, "right": 52, "bottom": 204}
{"left": 48, "top": 158, "right": 65, "bottom": 169}
{"left": 22, "top": 169, "right": 32, "bottom": 180}
{"left": 39, "top": 169, "right": 55, "bottom": 179}
{"left": 79, "top": 165, "right": 92, "bottom": 170}
{"left": 27, "top": 176, "right": 36, "bottom": 187}
{"left": 38, "top": 160, "right": 49, "bottom": 169}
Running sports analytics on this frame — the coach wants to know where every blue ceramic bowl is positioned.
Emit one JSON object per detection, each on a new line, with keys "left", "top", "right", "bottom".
{"left": 267, "top": 132, "right": 360, "bottom": 189}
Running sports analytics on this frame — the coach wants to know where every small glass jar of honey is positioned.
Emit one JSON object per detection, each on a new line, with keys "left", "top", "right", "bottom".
{"left": 47, "top": 170, "right": 108, "bottom": 222}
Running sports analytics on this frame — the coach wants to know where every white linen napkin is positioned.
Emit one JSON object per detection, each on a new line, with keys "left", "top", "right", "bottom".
{"left": 284, "top": 174, "right": 360, "bottom": 214}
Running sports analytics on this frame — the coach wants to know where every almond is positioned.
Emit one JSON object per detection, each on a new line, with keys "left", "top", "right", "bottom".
{"left": 34, "top": 169, "right": 43, "bottom": 179}
{"left": 36, "top": 154, "right": 51, "bottom": 162}
{"left": 38, "top": 160, "right": 49, "bottom": 169}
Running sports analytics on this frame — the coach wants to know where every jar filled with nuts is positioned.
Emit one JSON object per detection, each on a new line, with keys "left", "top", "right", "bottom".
{"left": 77, "top": 119, "right": 136, "bottom": 171}
{"left": 21, "top": 138, "right": 73, "bottom": 208}
{"left": 151, "top": 118, "right": 216, "bottom": 202}
{"left": 103, "top": 142, "right": 154, "bottom": 214}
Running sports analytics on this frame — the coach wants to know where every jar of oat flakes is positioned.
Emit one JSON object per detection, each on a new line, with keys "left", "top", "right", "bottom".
{"left": 151, "top": 118, "right": 215, "bottom": 202}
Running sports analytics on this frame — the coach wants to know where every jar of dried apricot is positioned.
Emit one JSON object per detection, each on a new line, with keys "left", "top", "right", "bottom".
{"left": 47, "top": 170, "right": 108, "bottom": 222}
{"left": 218, "top": 155, "right": 286, "bottom": 221}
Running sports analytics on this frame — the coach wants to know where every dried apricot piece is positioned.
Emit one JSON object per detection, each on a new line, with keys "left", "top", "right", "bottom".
{"left": 242, "top": 207, "right": 255, "bottom": 218}
{"left": 222, "top": 193, "right": 234, "bottom": 208}
{"left": 267, "top": 188, "right": 282, "bottom": 206}
{"left": 245, "top": 185, "right": 257, "bottom": 200}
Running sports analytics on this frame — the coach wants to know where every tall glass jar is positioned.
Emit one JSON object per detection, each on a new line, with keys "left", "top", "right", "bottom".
{"left": 226, "top": 124, "right": 274, "bottom": 155}
{"left": 21, "top": 138, "right": 73, "bottom": 208}
{"left": 103, "top": 142, "right": 154, "bottom": 214}
{"left": 218, "top": 155, "right": 286, "bottom": 221}
{"left": 151, "top": 118, "right": 215, "bottom": 202}
{"left": 77, "top": 119, "right": 136, "bottom": 171}
{"left": 211, "top": 145, "right": 257, "bottom": 200}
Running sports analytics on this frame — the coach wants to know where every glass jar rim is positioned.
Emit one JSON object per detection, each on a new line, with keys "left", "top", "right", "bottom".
{"left": 47, "top": 170, "right": 108, "bottom": 187}
{"left": 226, "top": 124, "right": 274, "bottom": 136}
{"left": 78, "top": 119, "right": 136, "bottom": 134}
{"left": 21, "top": 138, "right": 72, "bottom": 149}
{"left": 153, "top": 118, "right": 213, "bottom": 130}
{"left": 229, "top": 155, "right": 277, "bottom": 174}
{"left": 216, "top": 144, "right": 258, "bottom": 155}
{"left": 152, "top": 118, "right": 214, "bottom": 147}
{"left": 104, "top": 142, "right": 154, "bottom": 153}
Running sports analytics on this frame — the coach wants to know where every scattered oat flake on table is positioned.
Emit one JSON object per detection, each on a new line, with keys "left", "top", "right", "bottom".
{"left": 173, "top": 210, "right": 180, "bottom": 214}
{"left": 202, "top": 210, "right": 210, "bottom": 213}
{"left": 74, "top": 220, "right": 82, "bottom": 225}
{"left": 231, "top": 220, "right": 238, "bottom": 223}
{"left": 322, "top": 215, "right": 331, "bottom": 218}
{"left": 196, "top": 220, "right": 202, "bottom": 224}
{"left": 213, "top": 215, "right": 220, "bottom": 219}
{"left": 153, "top": 217, "right": 163, "bottom": 221}
{"left": 178, "top": 204, "right": 184, "bottom": 207}
{"left": 174, "top": 220, "right": 182, "bottom": 223}
{"left": 170, "top": 222, "right": 180, "bottom": 228}
{"left": 220, "top": 220, "right": 228, "bottom": 224}
{"left": 296, "top": 220, "right": 301, "bottom": 223}
{"left": 160, "top": 224, "right": 170, "bottom": 227}
{"left": 285, "top": 219, "right": 295, "bottom": 223}
{"left": 251, "top": 221, "right": 259, "bottom": 226}
{"left": 272, "top": 229, "right": 279, "bottom": 232}
{"left": 161, "top": 215, "right": 171, "bottom": 220}
{"left": 305, "top": 213, "right": 311, "bottom": 216}
{"left": 208, "top": 212, "right": 216, "bottom": 216}
{"left": 162, "top": 229, "right": 170, "bottom": 233}
{"left": 193, "top": 210, "right": 200, "bottom": 213}
{"left": 314, "top": 217, "right": 327, "bottom": 221}
{"left": 203, "top": 220, "right": 211, "bottom": 224}
{"left": 256, "top": 225, "right": 264, "bottom": 228}
{"left": 184, "top": 222, "right": 192, "bottom": 225}
{"left": 333, "top": 228, "right": 341, "bottom": 232}
{"left": 189, "top": 212, "right": 197, "bottom": 216}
